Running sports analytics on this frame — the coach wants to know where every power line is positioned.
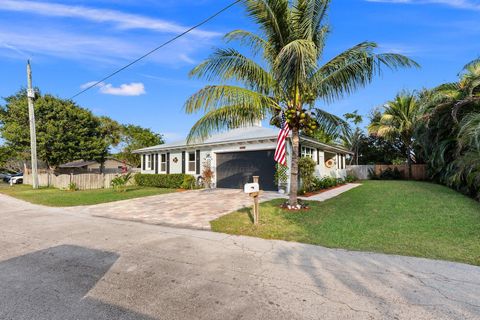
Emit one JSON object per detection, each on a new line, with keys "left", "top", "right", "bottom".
{"left": 70, "top": 0, "right": 242, "bottom": 99}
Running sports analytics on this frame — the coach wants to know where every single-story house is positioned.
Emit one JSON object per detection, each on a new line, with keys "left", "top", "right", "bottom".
{"left": 134, "top": 125, "right": 352, "bottom": 191}
{"left": 57, "top": 158, "right": 133, "bottom": 174}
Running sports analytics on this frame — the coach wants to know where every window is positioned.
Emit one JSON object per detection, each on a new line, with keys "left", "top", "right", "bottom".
{"left": 188, "top": 151, "right": 196, "bottom": 172}
{"left": 301, "top": 146, "right": 315, "bottom": 159}
{"left": 160, "top": 154, "right": 167, "bottom": 172}
{"left": 146, "top": 154, "right": 151, "bottom": 170}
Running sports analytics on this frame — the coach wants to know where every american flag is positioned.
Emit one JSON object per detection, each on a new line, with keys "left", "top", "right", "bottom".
{"left": 274, "top": 111, "right": 290, "bottom": 166}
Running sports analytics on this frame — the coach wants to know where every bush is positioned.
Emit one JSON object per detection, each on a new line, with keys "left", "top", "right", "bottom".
{"left": 134, "top": 173, "right": 195, "bottom": 189}
{"left": 345, "top": 171, "right": 358, "bottom": 183}
{"left": 181, "top": 175, "right": 196, "bottom": 189}
{"left": 368, "top": 167, "right": 403, "bottom": 180}
{"left": 379, "top": 167, "right": 403, "bottom": 180}
{"left": 111, "top": 172, "right": 132, "bottom": 192}
{"left": 298, "top": 157, "right": 316, "bottom": 194}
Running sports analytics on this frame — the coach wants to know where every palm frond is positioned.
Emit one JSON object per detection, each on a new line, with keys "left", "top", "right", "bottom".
{"left": 189, "top": 48, "right": 274, "bottom": 94}
{"left": 186, "top": 104, "right": 268, "bottom": 143}
{"left": 312, "top": 107, "right": 350, "bottom": 139}
{"left": 310, "top": 42, "right": 419, "bottom": 103}
{"left": 184, "top": 85, "right": 279, "bottom": 114}
{"left": 224, "top": 29, "right": 270, "bottom": 57}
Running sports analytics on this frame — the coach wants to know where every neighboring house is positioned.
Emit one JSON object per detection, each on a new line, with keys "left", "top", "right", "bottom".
{"left": 134, "top": 125, "right": 351, "bottom": 192}
{"left": 57, "top": 158, "right": 133, "bottom": 174}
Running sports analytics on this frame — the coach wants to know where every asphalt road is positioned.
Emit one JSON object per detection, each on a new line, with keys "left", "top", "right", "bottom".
{"left": 0, "top": 193, "right": 479, "bottom": 320}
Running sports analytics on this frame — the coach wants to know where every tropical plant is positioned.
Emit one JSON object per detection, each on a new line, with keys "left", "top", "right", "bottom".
{"left": 298, "top": 156, "right": 316, "bottom": 194}
{"left": 416, "top": 58, "right": 480, "bottom": 199}
{"left": 117, "top": 125, "right": 164, "bottom": 167}
{"left": 184, "top": 0, "right": 418, "bottom": 206}
{"left": 368, "top": 92, "right": 421, "bottom": 178}
{"left": 111, "top": 172, "right": 132, "bottom": 192}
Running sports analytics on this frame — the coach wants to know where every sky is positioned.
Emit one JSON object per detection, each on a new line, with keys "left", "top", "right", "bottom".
{"left": 1, "top": 0, "right": 479, "bottom": 142}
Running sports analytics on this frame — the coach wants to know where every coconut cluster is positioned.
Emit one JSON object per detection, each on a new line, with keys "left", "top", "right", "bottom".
{"left": 284, "top": 108, "right": 318, "bottom": 136}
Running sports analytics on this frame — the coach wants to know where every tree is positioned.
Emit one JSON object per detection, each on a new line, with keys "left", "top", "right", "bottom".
{"left": 368, "top": 92, "right": 421, "bottom": 177}
{"left": 184, "top": 0, "right": 418, "bottom": 206}
{"left": 343, "top": 110, "right": 363, "bottom": 165}
{"left": 0, "top": 89, "right": 120, "bottom": 168}
{"left": 117, "top": 124, "right": 164, "bottom": 167}
{"left": 416, "top": 58, "right": 480, "bottom": 199}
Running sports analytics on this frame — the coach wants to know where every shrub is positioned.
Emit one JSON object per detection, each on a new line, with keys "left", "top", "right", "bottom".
{"left": 134, "top": 173, "right": 195, "bottom": 189}
{"left": 345, "top": 171, "right": 358, "bottom": 183}
{"left": 299, "top": 157, "right": 316, "bottom": 193}
{"left": 111, "top": 172, "right": 132, "bottom": 192}
{"left": 379, "top": 167, "right": 403, "bottom": 180}
{"left": 67, "top": 182, "right": 77, "bottom": 191}
{"left": 181, "top": 175, "right": 196, "bottom": 189}
{"left": 201, "top": 162, "right": 214, "bottom": 188}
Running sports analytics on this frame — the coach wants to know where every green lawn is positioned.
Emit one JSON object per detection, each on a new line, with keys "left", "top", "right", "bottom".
{"left": 211, "top": 180, "right": 480, "bottom": 266}
{"left": 0, "top": 183, "right": 176, "bottom": 207}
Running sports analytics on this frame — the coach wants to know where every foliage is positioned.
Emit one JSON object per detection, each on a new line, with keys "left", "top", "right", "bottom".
{"left": 0, "top": 183, "right": 175, "bottom": 207}
{"left": 110, "top": 172, "right": 133, "bottom": 192}
{"left": 211, "top": 180, "right": 480, "bottom": 266}
{"left": 344, "top": 172, "right": 358, "bottom": 183}
{"left": 0, "top": 89, "right": 120, "bottom": 168}
{"left": 134, "top": 173, "right": 195, "bottom": 189}
{"left": 117, "top": 124, "right": 164, "bottom": 167}
{"left": 298, "top": 157, "right": 316, "bottom": 194}
{"left": 67, "top": 182, "right": 77, "bottom": 192}
{"left": 368, "top": 92, "right": 422, "bottom": 177}
{"left": 368, "top": 167, "right": 403, "bottom": 180}
{"left": 355, "top": 134, "right": 405, "bottom": 165}
{"left": 391, "top": 157, "right": 405, "bottom": 165}
{"left": 312, "top": 176, "right": 342, "bottom": 190}
{"left": 180, "top": 175, "right": 196, "bottom": 189}
{"left": 184, "top": 0, "right": 417, "bottom": 206}
{"left": 201, "top": 161, "right": 215, "bottom": 187}
{"left": 415, "top": 58, "right": 480, "bottom": 200}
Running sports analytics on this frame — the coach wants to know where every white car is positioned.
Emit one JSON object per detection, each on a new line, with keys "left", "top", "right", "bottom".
{"left": 9, "top": 175, "right": 23, "bottom": 184}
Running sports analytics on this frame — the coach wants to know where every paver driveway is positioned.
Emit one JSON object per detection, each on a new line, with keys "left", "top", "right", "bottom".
{"left": 72, "top": 188, "right": 283, "bottom": 229}
{"left": 1, "top": 193, "right": 479, "bottom": 320}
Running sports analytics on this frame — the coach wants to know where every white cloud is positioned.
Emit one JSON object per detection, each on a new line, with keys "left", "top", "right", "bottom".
{"left": 0, "top": 0, "right": 220, "bottom": 38}
{"left": 80, "top": 81, "right": 146, "bottom": 96}
{"left": 366, "top": 0, "right": 480, "bottom": 10}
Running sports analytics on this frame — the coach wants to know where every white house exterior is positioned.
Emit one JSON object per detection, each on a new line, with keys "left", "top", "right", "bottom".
{"left": 134, "top": 125, "right": 351, "bottom": 191}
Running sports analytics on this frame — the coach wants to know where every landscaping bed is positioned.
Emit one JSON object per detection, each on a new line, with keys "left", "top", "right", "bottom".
{"left": 211, "top": 180, "right": 480, "bottom": 266}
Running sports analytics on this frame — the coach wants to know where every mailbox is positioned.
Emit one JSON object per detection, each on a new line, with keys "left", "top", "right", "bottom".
{"left": 244, "top": 183, "right": 259, "bottom": 194}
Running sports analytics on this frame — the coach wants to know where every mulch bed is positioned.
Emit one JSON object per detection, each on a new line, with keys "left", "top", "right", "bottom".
{"left": 300, "top": 183, "right": 348, "bottom": 198}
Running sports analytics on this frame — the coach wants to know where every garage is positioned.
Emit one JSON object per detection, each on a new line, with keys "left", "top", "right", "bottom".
{"left": 216, "top": 150, "right": 277, "bottom": 191}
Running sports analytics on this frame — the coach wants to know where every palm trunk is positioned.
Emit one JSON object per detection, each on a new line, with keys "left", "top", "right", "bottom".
{"left": 289, "top": 126, "right": 300, "bottom": 206}
{"left": 406, "top": 146, "right": 412, "bottom": 179}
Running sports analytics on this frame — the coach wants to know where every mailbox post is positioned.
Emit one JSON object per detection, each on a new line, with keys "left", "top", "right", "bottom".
{"left": 244, "top": 177, "right": 260, "bottom": 225}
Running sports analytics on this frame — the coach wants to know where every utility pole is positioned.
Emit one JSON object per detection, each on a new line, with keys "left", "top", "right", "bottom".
{"left": 27, "top": 60, "right": 39, "bottom": 189}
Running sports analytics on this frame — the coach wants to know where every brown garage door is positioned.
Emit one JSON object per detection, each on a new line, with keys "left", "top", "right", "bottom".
{"left": 216, "top": 150, "right": 276, "bottom": 191}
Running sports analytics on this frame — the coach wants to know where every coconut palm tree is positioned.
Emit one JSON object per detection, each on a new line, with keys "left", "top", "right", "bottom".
{"left": 185, "top": 0, "right": 418, "bottom": 206}
{"left": 368, "top": 93, "right": 421, "bottom": 178}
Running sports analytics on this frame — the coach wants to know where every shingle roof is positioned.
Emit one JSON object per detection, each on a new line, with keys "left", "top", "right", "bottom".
{"left": 58, "top": 160, "right": 97, "bottom": 168}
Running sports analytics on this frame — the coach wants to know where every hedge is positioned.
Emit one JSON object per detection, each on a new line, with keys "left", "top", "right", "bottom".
{"left": 134, "top": 173, "right": 196, "bottom": 189}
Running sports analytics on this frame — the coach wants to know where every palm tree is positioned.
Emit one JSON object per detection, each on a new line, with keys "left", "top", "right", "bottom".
{"left": 368, "top": 93, "right": 421, "bottom": 178}
{"left": 416, "top": 58, "right": 480, "bottom": 198}
{"left": 185, "top": 0, "right": 418, "bottom": 206}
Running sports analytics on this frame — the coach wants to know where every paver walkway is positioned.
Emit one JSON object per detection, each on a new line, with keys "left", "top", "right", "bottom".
{"left": 1, "top": 193, "right": 479, "bottom": 320}
{"left": 299, "top": 183, "right": 361, "bottom": 201}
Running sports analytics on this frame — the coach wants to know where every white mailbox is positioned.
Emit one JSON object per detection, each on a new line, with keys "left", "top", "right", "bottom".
{"left": 244, "top": 183, "right": 259, "bottom": 194}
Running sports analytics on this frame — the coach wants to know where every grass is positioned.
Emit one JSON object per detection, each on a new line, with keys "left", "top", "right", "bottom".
{"left": 211, "top": 180, "right": 480, "bottom": 266}
{"left": 0, "top": 183, "right": 176, "bottom": 207}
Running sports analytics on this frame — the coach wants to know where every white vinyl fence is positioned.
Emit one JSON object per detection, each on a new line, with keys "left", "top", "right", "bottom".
{"left": 346, "top": 165, "right": 375, "bottom": 180}
{"left": 23, "top": 172, "right": 136, "bottom": 190}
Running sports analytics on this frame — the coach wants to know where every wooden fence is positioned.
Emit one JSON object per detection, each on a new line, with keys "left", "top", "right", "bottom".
{"left": 23, "top": 172, "right": 136, "bottom": 190}
{"left": 347, "top": 164, "right": 427, "bottom": 180}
